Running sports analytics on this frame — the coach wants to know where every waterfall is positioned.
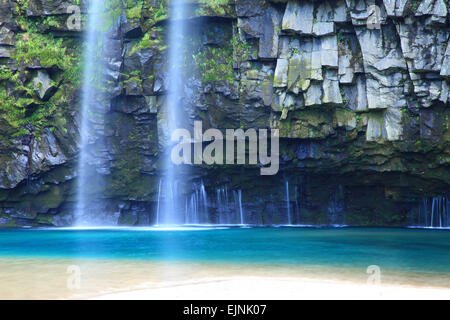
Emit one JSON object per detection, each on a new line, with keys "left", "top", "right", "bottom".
{"left": 294, "top": 185, "right": 300, "bottom": 224}
{"left": 431, "top": 198, "right": 435, "bottom": 227}
{"left": 233, "top": 190, "right": 245, "bottom": 225}
{"left": 417, "top": 196, "right": 449, "bottom": 228}
{"left": 187, "top": 191, "right": 198, "bottom": 224}
{"left": 327, "top": 185, "right": 345, "bottom": 226}
{"left": 225, "top": 186, "right": 229, "bottom": 205}
{"left": 285, "top": 181, "right": 292, "bottom": 225}
{"left": 422, "top": 198, "right": 429, "bottom": 227}
{"left": 192, "top": 191, "right": 198, "bottom": 224}
{"left": 75, "top": 0, "right": 106, "bottom": 226}
{"left": 216, "top": 185, "right": 232, "bottom": 224}
{"left": 156, "top": 179, "right": 162, "bottom": 225}
{"left": 200, "top": 181, "right": 208, "bottom": 222}
{"left": 157, "top": 0, "right": 187, "bottom": 225}
{"left": 184, "top": 182, "right": 210, "bottom": 225}
{"left": 216, "top": 189, "right": 221, "bottom": 223}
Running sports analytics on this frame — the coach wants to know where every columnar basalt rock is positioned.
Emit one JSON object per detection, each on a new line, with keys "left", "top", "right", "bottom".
{"left": 0, "top": 0, "right": 448, "bottom": 227}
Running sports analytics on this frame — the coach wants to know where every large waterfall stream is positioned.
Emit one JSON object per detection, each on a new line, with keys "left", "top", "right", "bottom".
{"left": 157, "top": 0, "right": 188, "bottom": 225}
{"left": 75, "top": 0, "right": 106, "bottom": 226}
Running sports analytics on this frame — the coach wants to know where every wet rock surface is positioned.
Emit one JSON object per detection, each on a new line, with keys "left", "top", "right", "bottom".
{"left": 0, "top": 0, "right": 448, "bottom": 227}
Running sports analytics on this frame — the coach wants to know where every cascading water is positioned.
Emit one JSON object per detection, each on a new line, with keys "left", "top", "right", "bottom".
{"left": 156, "top": 179, "right": 163, "bottom": 225}
{"left": 75, "top": 0, "right": 106, "bottom": 226}
{"left": 200, "top": 181, "right": 208, "bottom": 221}
{"left": 417, "top": 196, "right": 449, "bottom": 228}
{"left": 183, "top": 181, "right": 209, "bottom": 225}
{"left": 216, "top": 185, "right": 231, "bottom": 224}
{"left": 327, "top": 184, "right": 345, "bottom": 226}
{"left": 187, "top": 190, "right": 199, "bottom": 224}
{"left": 233, "top": 190, "right": 245, "bottom": 225}
{"left": 157, "top": 0, "right": 188, "bottom": 225}
{"left": 216, "top": 189, "right": 222, "bottom": 223}
{"left": 285, "top": 181, "right": 292, "bottom": 225}
{"left": 191, "top": 190, "right": 199, "bottom": 224}
{"left": 157, "top": 180, "right": 321, "bottom": 226}
{"left": 294, "top": 185, "right": 300, "bottom": 224}
{"left": 239, "top": 191, "right": 244, "bottom": 225}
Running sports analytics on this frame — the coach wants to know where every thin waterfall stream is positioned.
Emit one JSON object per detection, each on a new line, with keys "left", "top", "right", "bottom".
{"left": 286, "top": 181, "right": 292, "bottom": 225}
{"left": 417, "top": 196, "right": 450, "bottom": 228}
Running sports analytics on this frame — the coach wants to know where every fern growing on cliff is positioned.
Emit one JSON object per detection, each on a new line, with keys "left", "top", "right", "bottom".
{"left": 197, "top": 0, "right": 232, "bottom": 16}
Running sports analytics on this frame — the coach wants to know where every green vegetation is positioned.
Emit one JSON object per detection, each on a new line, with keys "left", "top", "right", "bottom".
{"left": 122, "top": 70, "right": 142, "bottom": 86}
{"left": 0, "top": 82, "right": 59, "bottom": 137}
{"left": 0, "top": 9, "right": 81, "bottom": 138}
{"left": 197, "top": 0, "right": 233, "bottom": 16}
{"left": 194, "top": 46, "right": 235, "bottom": 84}
{"left": 194, "top": 45, "right": 235, "bottom": 84}
{"left": 231, "top": 35, "right": 253, "bottom": 67}
{"left": 102, "top": 0, "right": 125, "bottom": 31}
{"left": 144, "top": 0, "right": 168, "bottom": 26}
{"left": 193, "top": 34, "right": 253, "bottom": 85}
{"left": 121, "top": 70, "right": 144, "bottom": 93}
{"left": 13, "top": 33, "right": 78, "bottom": 72}
{"left": 409, "top": 0, "right": 422, "bottom": 11}
{"left": 128, "top": 30, "right": 166, "bottom": 56}
{"left": 109, "top": 124, "right": 149, "bottom": 198}
{"left": 111, "top": 149, "right": 143, "bottom": 195}
{"left": 125, "top": 0, "right": 143, "bottom": 21}
{"left": 14, "top": 0, "right": 77, "bottom": 31}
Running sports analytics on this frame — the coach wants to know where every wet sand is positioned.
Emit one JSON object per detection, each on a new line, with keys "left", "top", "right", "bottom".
{"left": 0, "top": 257, "right": 449, "bottom": 300}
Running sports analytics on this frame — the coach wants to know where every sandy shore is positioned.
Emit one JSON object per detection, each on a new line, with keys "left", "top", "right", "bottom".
{"left": 93, "top": 276, "right": 450, "bottom": 300}
{"left": 1, "top": 257, "right": 449, "bottom": 300}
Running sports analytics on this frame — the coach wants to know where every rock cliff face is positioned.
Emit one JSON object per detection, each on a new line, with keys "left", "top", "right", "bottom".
{"left": 0, "top": 0, "right": 448, "bottom": 227}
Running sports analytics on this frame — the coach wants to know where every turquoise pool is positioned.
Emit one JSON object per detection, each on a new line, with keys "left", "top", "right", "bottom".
{"left": 0, "top": 227, "right": 449, "bottom": 275}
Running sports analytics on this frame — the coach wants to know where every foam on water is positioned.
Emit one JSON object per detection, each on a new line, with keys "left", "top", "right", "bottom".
{"left": 46, "top": 226, "right": 229, "bottom": 232}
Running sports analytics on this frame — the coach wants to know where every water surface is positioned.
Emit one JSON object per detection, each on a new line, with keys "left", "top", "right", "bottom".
{"left": 1, "top": 227, "right": 449, "bottom": 299}
{"left": 1, "top": 227, "right": 450, "bottom": 269}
